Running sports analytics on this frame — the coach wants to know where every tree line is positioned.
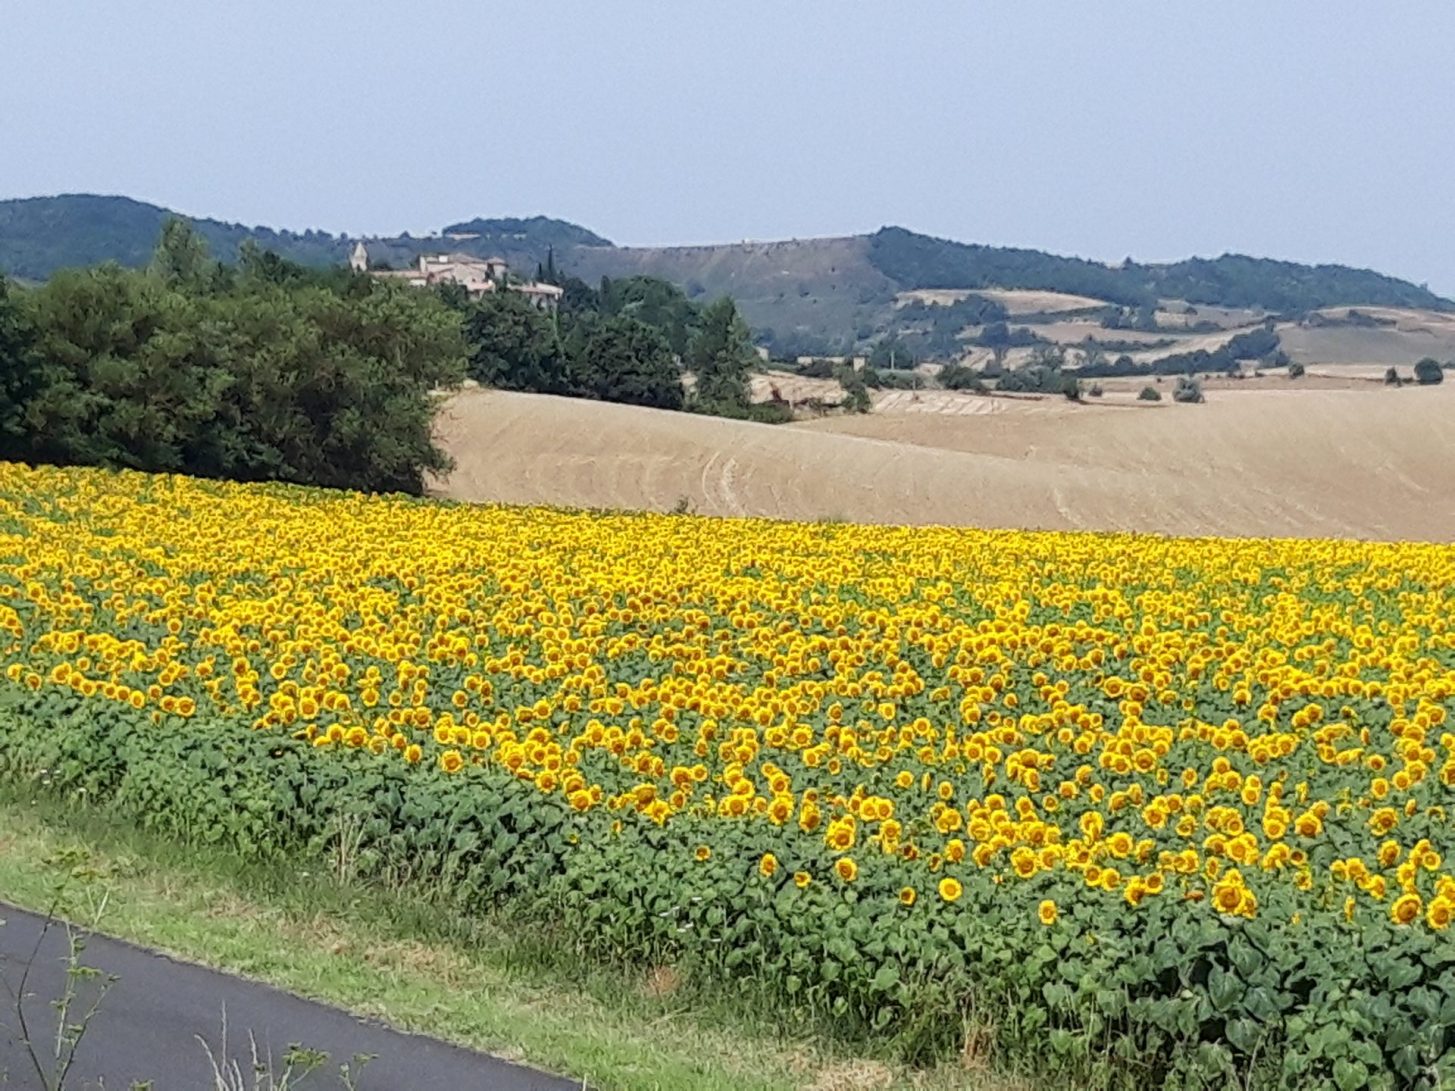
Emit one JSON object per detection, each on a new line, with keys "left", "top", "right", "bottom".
{"left": 0, "top": 222, "right": 464, "bottom": 494}
{"left": 868, "top": 227, "right": 1453, "bottom": 315}
{"left": 457, "top": 267, "right": 763, "bottom": 420}
{"left": 0, "top": 222, "right": 769, "bottom": 496}
{"left": 1074, "top": 327, "right": 1285, "bottom": 379}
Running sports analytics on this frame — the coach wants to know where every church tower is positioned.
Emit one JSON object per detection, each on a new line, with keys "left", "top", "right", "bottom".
{"left": 349, "top": 241, "right": 369, "bottom": 273}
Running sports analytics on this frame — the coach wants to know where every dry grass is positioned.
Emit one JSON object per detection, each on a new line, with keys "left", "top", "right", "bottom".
{"left": 973, "top": 288, "right": 1111, "bottom": 314}
{"left": 431, "top": 382, "right": 1455, "bottom": 541}
{"left": 641, "top": 964, "right": 684, "bottom": 1001}
{"left": 957, "top": 1017, "right": 999, "bottom": 1076}
{"left": 893, "top": 289, "right": 982, "bottom": 308}
{"left": 805, "top": 1059, "right": 899, "bottom": 1091}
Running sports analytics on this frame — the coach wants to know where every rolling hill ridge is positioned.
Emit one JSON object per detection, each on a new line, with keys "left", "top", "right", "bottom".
{"left": 1, "top": 194, "right": 1449, "bottom": 355}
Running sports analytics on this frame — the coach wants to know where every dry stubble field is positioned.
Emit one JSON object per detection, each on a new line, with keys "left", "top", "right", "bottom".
{"left": 431, "top": 381, "right": 1455, "bottom": 542}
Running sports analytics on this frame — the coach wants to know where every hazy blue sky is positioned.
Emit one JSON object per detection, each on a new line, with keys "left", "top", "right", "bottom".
{"left": 5, "top": 2, "right": 1454, "bottom": 292}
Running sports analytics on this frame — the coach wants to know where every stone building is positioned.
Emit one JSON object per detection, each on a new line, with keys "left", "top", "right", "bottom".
{"left": 350, "top": 245, "right": 563, "bottom": 311}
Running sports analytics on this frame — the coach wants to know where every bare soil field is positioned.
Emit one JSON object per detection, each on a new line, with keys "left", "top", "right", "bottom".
{"left": 431, "top": 383, "right": 1455, "bottom": 541}
{"left": 1280, "top": 323, "right": 1455, "bottom": 369}
{"left": 1126, "top": 327, "right": 1243, "bottom": 364}
{"left": 1314, "top": 306, "right": 1455, "bottom": 335}
{"left": 1154, "top": 303, "right": 1268, "bottom": 329}
{"left": 975, "top": 288, "right": 1111, "bottom": 313}
{"left": 1032, "top": 320, "right": 1170, "bottom": 346}
{"left": 894, "top": 288, "right": 1112, "bottom": 313}
{"left": 880, "top": 292, "right": 1455, "bottom": 391}
{"left": 893, "top": 289, "right": 983, "bottom": 307}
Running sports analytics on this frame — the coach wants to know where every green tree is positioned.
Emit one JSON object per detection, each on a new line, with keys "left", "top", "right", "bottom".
{"left": 1030, "top": 344, "right": 1067, "bottom": 369}
{"left": 869, "top": 335, "right": 914, "bottom": 371}
{"left": 997, "top": 345, "right": 1067, "bottom": 394}
{"left": 560, "top": 276, "right": 600, "bottom": 314}
{"left": 835, "top": 363, "right": 872, "bottom": 414}
{"left": 599, "top": 276, "right": 701, "bottom": 356}
{"left": 463, "top": 291, "right": 571, "bottom": 394}
{"left": 535, "top": 246, "right": 562, "bottom": 286}
{"left": 1132, "top": 303, "right": 1160, "bottom": 331}
{"left": 433, "top": 280, "right": 473, "bottom": 313}
{"left": 11, "top": 228, "right": 464, "bottom": 494}
{"left": 575, "top": 316, "right": 684, "bottom": 410}
{"left": 687, "top": 297, "right": 754, "bottom": 414}
{"left": 1077, "top": 343, "right": 1107, "bottom": 372}
{"left": 976, "top": 321, "right": 1011, "bottom": 348}
{"left": 22, "top": 265, "right": 228, "bottom": 471}
{"left": 938, "top": 363, "right": 986, "bottom": 392}
{"left": 0, "top": 277, "right": 41, "bottom": 459}
{"left": 149, "top": 217, "right": 219, "bottom": 289}
{"left": 201, "top": 279, "right": 465, "bottom": 492}
{"left": 237, "top": 240, "right": 361, "bottom": 294}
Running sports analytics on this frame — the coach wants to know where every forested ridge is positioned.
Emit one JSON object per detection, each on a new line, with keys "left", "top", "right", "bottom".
{"left": 4, "top": 195, "right": 1449, "bottom": 362}
{"left": 867, "top": 227, "right": 1452, "bottom": 314}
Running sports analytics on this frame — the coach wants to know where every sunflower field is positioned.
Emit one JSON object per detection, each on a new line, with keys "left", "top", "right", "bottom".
{"left": 1, "top": 461, "right": 1453, "bottom": 1088}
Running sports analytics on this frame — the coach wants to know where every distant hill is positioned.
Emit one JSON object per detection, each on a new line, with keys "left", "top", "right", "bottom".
{"left": 0, "top": 195, "right": 605, "bottom": 283}
{"left": 572, "top": 228, "right": 1452, "bottom": 355}
{"left": 0, "top": 195, "right": 346, "bottom": 278}
{"left": 567, "top": 235, "right": 898, "bottom": 356}
{"left": 440, "top": 216, "right": 611, "bottom": 251}
{"left": 2, "top": 194, "right": 1449, "bottom": 355}
{"left": 583, "top": 229, "right": 1450, "bottom": 352}
{"left": 866, "top": 227, "right": 1452, "bottom": 315}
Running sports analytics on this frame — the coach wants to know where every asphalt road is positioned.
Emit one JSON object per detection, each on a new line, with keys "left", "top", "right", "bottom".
{"left": 0, "top": 903, "right": 580, "bottom": 1090}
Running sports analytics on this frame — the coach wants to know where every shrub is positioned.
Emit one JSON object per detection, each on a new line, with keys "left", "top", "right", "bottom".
{"left": 938, "top": 364, "right": 987, "bottom": 392}
{"left": 1138, "top": 386, "right": 1162, "bottom": 402}
{"left": 835, "top": 364, "right": 872, "bottom": 414}
{"left": 693, "top": 398, "right": 795, "bottom": 425}
{"left": 1172, "top": 376, "right": 1205, "bottom": 404}
{"left": 1385, "top": 367, "right": 1403, "bottom": 386}
{"left": 1077, "top": 329, "right": 1284, "bottom": 380}
{"left": 997, "top": 348, "right": 1070, "bottom": 395}
{"left": 1287, "top": 361, "right": 1306, "bottom": 379}
{"left": 868, "top": 334, "right": 921, "bottom": 371}
{"left": 973, "top": 322, "right": 1042, "bottom": 349}
{"left": 746, "top": 401, "right": 795, "bottom": 424}
{"left": 875, "top": 370, "right": 925, "bottom": 390}
{"left": 1414, "top": 358, "right": 1446, "bottom": 385}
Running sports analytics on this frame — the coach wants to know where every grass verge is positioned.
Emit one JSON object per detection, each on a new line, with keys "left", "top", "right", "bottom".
{"left": 0, "top": 787, "right": 1027, "bottom": 1091}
